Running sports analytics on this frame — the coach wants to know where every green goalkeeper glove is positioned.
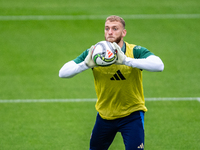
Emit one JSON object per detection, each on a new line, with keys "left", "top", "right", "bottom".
{"left": 84, "top": 45, "right": 96, "bottom": 68}
{"left": 113, "top": 42, "right": 126, "bottom": 65}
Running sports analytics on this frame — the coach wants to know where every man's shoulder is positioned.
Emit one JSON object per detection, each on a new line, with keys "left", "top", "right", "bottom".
{"left": 125, "top": 42, "right": 154, "bottom": 59}
{"left": 133, "top": 45, "right": 154, "bottom": 59}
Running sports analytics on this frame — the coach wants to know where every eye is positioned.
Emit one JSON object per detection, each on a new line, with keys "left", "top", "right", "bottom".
{"left": 105, "top": 28, "right": 109, "bottom": 31}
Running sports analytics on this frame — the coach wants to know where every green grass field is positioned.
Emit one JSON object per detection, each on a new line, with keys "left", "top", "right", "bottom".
{"left": 0, "top": 0, "right": 200, "bottom": 149}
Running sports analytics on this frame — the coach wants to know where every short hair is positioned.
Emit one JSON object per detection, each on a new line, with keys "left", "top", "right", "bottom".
{"left": 105, "top": 15, "right": 125, "bottom": 28}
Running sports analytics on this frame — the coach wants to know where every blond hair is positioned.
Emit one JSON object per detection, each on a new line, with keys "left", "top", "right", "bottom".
{"left": 106, "top": 15, "right": 125, "bottom": 28}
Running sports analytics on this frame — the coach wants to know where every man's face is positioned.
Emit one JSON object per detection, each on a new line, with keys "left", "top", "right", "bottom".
{"left": 104, "top": 20, "right": 126, "bottom": 44}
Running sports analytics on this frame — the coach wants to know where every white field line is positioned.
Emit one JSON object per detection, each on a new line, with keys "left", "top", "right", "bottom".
{"left": 0, "top": 14, "right": 200, "bottom": 21}
{"left": 0, "top": 97, "right": 199, "bottom": 103}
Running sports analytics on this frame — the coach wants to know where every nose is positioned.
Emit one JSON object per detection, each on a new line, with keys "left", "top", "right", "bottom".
{"left": 108, "top": 29, "right": 113, "bottom": 34}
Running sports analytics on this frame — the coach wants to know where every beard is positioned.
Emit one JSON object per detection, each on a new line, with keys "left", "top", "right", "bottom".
{"left": 105, "top": 35, "right": 122, "bottom": 44}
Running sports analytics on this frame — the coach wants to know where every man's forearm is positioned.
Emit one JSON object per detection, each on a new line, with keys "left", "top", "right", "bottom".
{"left": 59, "top": 61, "right": 89, "bottom": 78}
{"left": 124, "top": 55, "right": 164, "bottom": 72}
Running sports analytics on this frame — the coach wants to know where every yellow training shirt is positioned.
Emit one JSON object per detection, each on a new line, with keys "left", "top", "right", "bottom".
{"left": 92, "top": 42, "right": 147, "bottom": 120}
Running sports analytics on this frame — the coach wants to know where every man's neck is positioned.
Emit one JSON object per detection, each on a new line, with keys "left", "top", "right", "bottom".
{"left": 118, "top": 40, "right": 124, "bottom": 48}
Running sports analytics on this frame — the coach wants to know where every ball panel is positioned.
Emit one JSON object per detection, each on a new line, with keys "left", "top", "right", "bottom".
{"left": 92, "top": 41, "right": 117, "bottom": 66}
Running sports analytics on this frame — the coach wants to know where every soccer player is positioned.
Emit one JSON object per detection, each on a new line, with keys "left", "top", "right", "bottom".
{"left": 59, "top": 15, "right": 164, "bottom": 150}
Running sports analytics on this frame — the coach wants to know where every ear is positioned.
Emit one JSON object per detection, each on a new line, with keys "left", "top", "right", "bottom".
{"left": 122, "top": 29, "right": 127, "bottom": 37}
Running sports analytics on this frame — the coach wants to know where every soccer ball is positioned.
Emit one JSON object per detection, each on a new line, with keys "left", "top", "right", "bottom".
{"left": 92, "top": 41, "right": 117, "bottom": 66}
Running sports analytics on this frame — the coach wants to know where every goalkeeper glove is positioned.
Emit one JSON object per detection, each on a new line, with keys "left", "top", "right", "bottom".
{"left": 84, "top": 45, "right": 96, "bottom": 68}
{"left": 113, "top": 42, "right": 126, "bottom": 65}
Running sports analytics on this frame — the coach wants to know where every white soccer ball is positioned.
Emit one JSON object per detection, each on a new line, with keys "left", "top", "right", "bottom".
{"left": 92, "top": 41, "right": 117, "bottom": 66}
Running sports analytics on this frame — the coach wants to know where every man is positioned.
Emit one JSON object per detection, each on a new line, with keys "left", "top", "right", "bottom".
{"left": 59, "top": 15, "right": 164, "bottom": 150}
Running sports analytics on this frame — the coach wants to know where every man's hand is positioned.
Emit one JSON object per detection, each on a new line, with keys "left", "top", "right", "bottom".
{"left": 113, "top": 42, "right": 126, "bottom": 65}
{"left": 84, "top": 45, "right": 96, "bottom": 68}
